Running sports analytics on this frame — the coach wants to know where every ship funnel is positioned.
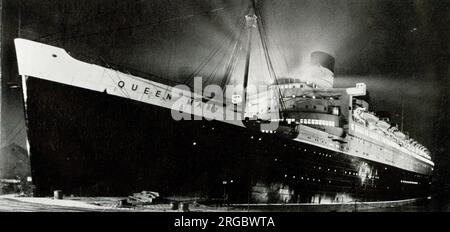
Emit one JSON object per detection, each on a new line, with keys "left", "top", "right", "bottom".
{"left": 303, "top": 51, "right": 335, "bottom": 88}
{"left": 310, "top": 51, "right": 335, "bottom": 73}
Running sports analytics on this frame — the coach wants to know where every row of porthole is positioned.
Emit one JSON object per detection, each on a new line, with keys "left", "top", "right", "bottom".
{"left": 201, "top": 125, "right": 215, "bottom": 130}
{"left": 351, "top": 135, "right": 386, "bottom": 151}
{"left": 283, "top": 174, "right": 330, "bottom": 183}
{"left": 345, "top": 170, "right": 379, "bottom": 179}
{"left": 253, "top": 136, "right": 336, "bottom": 158}
{"left": 291, "top": 104, "right": 327, "bottom": 111}
{"left": 314, "top": 166, "right": 353, "bottom": 175}
{"left": 313, "top": 151, "right": 332, "bottom": 158}
{"left": 300, "top": 119, "right": 335, "bottom": 127}
{"left": 281, "top": 174, "right": 379, "bottom": 185}
{"left": 307, "top": 165, "right": 379, "bottom": 180}
{"left": 250, "top": 136, "right": 263, "bottom": 141}
{"left": 344, "top": 170, "right": 359, "bottom": 176}
{"left": 305, "top": 136, "right": 328, "bottom": 146}
{"left": 355, "top": 147, "right": 421, "bottom": 172}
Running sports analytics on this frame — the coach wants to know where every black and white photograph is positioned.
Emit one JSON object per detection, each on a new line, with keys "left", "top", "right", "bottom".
{"left": 0, "top": 0, "right": 449, "bottom": 219}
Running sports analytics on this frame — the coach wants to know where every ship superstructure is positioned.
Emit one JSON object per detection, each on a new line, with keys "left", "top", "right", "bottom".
{"left": 246, "top": 51, "right": 433, "bottom": 176}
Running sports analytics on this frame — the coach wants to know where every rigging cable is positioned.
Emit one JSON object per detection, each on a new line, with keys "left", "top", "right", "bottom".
{"left": 6, "top": 125, "right": 25, "bottom": 147}
{"left": 271, "top": 32, "right": 291, "bottom": 77}
{"left": 205, "top": 18, "right": 247, "bottom": 87}
{"left": 45, "top": 4, "right": 243, "bottom": 43}
{"left": 184, "top": 17, "right": 245, "bottom": 89}
{"left": 220, "top": 22, "right": 246, "bottom": 90}
{"left": 2, "top": 118, "right": 25, "bottom": 148}
{"left": 254, "top": 6, "right": 286, "bottom": 113}
{"left": 34, "top": 3, "right": 248, "bottom": 94}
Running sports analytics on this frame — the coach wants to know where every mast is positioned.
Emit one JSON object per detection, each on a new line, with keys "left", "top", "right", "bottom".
{"left": 242, "top": 1, "right": 257, "bottom": 118}
{"left": 241, "top": 0, "right": 286, "bottom": 120}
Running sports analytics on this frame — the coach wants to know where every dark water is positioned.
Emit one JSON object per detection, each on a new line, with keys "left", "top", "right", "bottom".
{"left": 361, "top": 195, "right": 450, "bottom": 212}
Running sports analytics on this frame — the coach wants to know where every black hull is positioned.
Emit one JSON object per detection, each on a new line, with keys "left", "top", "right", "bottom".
{"left": 24, "top": 78, "right": 432, "bottom": 203}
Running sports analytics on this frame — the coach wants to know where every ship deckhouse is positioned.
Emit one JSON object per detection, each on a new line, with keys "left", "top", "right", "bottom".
{"left": 245, "top": 50, "right": 433, "bottom": 175}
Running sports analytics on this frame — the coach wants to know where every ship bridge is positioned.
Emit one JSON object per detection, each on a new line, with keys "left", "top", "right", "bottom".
{"left": 245, "top": 51, "right": 366, "bottom": 138}
{"left": 274, "top": 82, "right": 348, "bottom": 137}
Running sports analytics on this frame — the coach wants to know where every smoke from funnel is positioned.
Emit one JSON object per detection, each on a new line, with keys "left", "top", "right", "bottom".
{"left": 310, "top": 51, "right": 335, "bottom": 73}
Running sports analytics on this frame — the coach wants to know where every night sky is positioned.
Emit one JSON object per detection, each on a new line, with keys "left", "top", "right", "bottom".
{"left": 2, "top": 0, "right": 449, "bottom": 192}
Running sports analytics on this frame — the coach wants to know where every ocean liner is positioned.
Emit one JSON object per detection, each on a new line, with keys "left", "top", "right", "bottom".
{"left": 14, "top": 4, "right": 433, "bottom": 204}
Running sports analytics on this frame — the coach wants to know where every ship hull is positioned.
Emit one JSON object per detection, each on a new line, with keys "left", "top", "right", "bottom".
{"left": 24, "top": 78, "right": 431, "bottom": 203}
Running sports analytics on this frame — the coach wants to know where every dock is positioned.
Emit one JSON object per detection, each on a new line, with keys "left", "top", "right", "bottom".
{"left": 2, "top": 194, "right": 448, "bottom": 212}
